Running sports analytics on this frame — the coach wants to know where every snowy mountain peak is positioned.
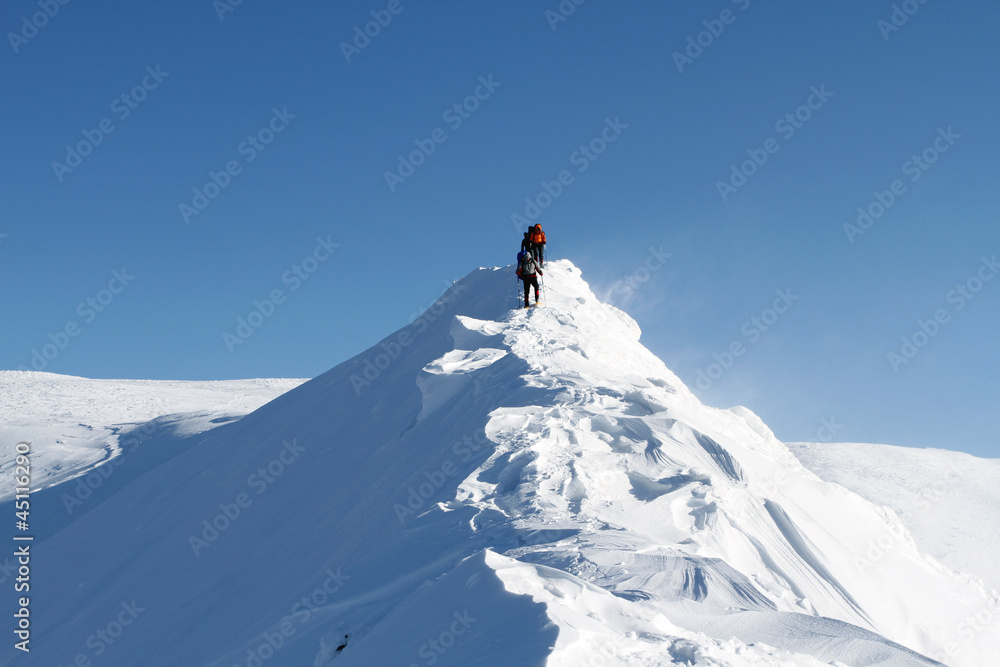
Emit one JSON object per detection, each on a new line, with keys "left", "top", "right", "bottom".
{"left": 7, "top": 260, "right": 997, "bottom": 667}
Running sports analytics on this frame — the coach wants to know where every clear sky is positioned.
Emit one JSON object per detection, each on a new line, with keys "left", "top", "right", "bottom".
{"left": 2, "top": 1, "right": 997, "bottom": 458}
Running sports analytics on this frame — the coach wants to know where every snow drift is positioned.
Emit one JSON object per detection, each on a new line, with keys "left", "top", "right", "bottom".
{"left": 3, "top": 260, "right": 997, "bottom": 666}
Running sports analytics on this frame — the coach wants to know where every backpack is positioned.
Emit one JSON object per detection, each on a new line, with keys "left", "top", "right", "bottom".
{"left": 516, "top": 252, "right": 536, "bottom": 277}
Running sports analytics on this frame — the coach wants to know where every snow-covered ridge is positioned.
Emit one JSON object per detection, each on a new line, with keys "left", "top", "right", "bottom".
{"left": 4, "top": 260, "right": 997, "bottom": 666}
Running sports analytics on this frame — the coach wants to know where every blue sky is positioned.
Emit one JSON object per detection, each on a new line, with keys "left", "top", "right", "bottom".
{"left": 2, "top": 1, "right": 997, "bottom": 458}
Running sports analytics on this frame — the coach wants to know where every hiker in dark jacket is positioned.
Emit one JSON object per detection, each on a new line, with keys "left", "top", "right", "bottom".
{"left": 521, "top": 231, "right": 533, "bottom": 257}
{"left": 516, "top": 250, "right": 543, "bottom": 308}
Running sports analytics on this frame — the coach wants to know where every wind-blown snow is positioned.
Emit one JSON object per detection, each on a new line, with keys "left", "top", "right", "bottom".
{"left": 2, "top": 261, "right": 996, "bottom": 666}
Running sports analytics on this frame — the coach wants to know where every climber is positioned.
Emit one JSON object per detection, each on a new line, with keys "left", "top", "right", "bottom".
{"left": 521, "top": 231, "right": 533, "bottom": 254}
{"left": 530, "top": 224, "right": 546, "bottom": 267}
{"left": 516, "top": 249, "right": 543, "bottom": 308}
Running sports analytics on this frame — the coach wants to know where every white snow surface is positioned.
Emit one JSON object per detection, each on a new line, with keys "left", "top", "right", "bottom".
{"left": 2, "top": 260, "right": 997, "bottom": 667}
{"left": 0, "top": 372, "right": 306, "bottom": 500}
{"left": 788, "top": 442, "right": 1000, "bottom": 596}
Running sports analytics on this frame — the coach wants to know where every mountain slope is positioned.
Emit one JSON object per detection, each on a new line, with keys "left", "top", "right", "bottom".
{"left": 789, "top": 441, "right": 1000, "bottom": 595}
{"left": 4, "top": 261, "right": 996, "bottom": 667}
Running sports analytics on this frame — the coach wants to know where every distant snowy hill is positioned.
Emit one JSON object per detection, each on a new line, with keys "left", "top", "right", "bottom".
{"left": 789, "top": 442, "right": 1000, "bottom": 596}
{"left": 2, "top": 261, "right": 996, "bottom": 667}
{"left": 0, "top": 372, "right": 306, "bottom": 500}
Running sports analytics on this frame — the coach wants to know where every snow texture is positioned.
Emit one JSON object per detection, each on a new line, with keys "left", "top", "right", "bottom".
{"left": 1, "top": 260, "right": 996, "bottom": 666}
